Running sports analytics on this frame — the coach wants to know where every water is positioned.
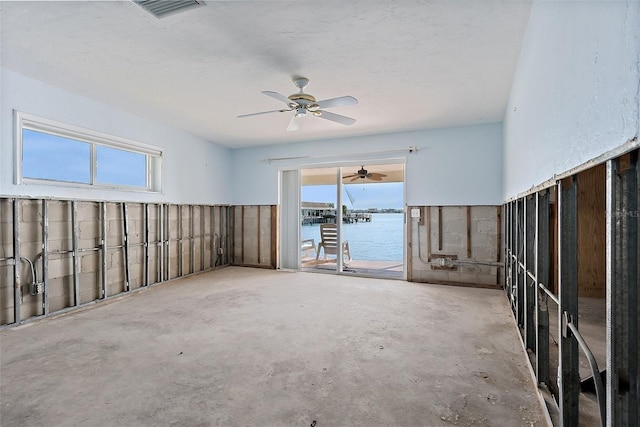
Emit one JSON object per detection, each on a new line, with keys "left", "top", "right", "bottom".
{"left": 301, "top": 213, "right": 404, "bottom": 261}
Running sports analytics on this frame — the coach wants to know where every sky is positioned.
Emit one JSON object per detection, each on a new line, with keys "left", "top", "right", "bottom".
{"left": 302, "top": 182, "right": 404, "bottom": 209}
{"left": 22, "top": 129, "right": 147, "bottom": 187}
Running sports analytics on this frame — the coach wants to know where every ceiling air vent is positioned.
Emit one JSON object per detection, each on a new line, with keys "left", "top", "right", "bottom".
{"left": 133, "top": 0, "right": 205, "bottom": 19}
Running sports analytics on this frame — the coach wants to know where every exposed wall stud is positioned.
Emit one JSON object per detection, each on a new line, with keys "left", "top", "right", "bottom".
{"left": 437, "top": 206, "right": 443, "bottom": 251}
{"left": 426, "top": 207, "right": 432, "bottom": 259}
{"left": 558, "top": 177, "right": 579, "bottom": 426}
{"left": 257, "top": 206, "right": 262, "bottom": 264}
{"left": 165, "top": 204, "right": 170, "bottom": 281}
{"left": 1, "top": 198, "right": 244, "bottom": 328}
{"left": 178, "top": 205, "right": 183, "bottom": 277}
{"left": 12, "top": 199, "right": 21, "bottom": 324}
{"left": 144, "top": 203, "right": 150, "bottom": 287}
{"left": 270, "top": 205, "right": 277, "bottom": 269}
{"left": 157, "top": 204, "right": 162, "bottom": 282}
{"left": 505, "top": 202, "right": 510, "bottom": 292}
{"left": 406, "top": 206, "right": 413, "bottom": 281}
{"left": 241, "top": 206, "right": 245, "bottom": 263}
{"left": 516, "top": 199, "right": 523, "bottom": 326}
{"left": 466, "top": 206, "right": 472, "bottom": 258}
{"left": 101, "top": 202, "right": 108, "bottom": 298}
{"left": 71, "top": 200, "right": 80, "bottom": 305}
{"left": 510, "top": 201, "right": 517, "bottom": 310}
{"left": 607, "top": 152, "right": 639, "bottom": 425}
{"left": 228, "top": 206, "right": 233, "bottom": 265}
{"left": 496, "top": 206, "right": 502, "bottom": 263}
{"left": 42, "top": 199, "right": 49, "bottom": 315}
{"left": 190, "top": 205, "right": 195, "bottom": 274}
{"left": 536, "top": 190, "right": 550, "bottom": 387}
{"left": 210, "top": 206, "right": 215, "bottom": 268}
{"left": 525, "top": 195, "right": 536, "bottom": 350}
{"left": 200, "top": 205, "right": 205, "bottom": 271}
{"left": 122, "top": 203, "right": 131, "bottom": 292}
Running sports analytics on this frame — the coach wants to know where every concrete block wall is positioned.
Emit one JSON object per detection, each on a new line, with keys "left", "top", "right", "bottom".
{"left": 0, "top": 197, "right": 232, "bottom": 327}
{"left": 168, "top": 204, "right": 180, "bottom": 279}
{"left": 165, "top": 205, "right": 220, "bottom": 280}
{"left": 0, "top": 199, "right": 14, "bottom": 324}
{"left": 231, "top": 205, "right": 276, "bottom": 268}
{"left": 409, "top": 206, "right": 502, "bottom": 287}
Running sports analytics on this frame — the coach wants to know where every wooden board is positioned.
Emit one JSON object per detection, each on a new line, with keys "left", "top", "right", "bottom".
{"left": 577, "top": 164, "right": 606, "bottom": 298}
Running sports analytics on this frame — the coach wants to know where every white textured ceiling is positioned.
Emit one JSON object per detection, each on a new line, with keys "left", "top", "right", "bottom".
{"left": 0, "top": 0, "right": 532, "bottom": 148}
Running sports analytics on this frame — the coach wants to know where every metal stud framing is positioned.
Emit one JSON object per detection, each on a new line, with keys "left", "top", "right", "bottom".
{"left": 122, "top": 203, "right": 131, "bottom": 292}
{"left": 71, "top": 200, "right": 80, "bottom": 306}
{"left": 607, "top": 152, "right": 640, "bottom": 426}
{"left": 178, "top": 204, "right": 183, "bottom": 277}
{"left": 558, "top": 177, "right": 579, "bottom": 426}
{"left": 516, "top": 198, "right": 524, "bottom": 328}
{"left": 165, "top": 204, "right": 170, "bottom": 282}
{"left": 144, "top": 203, "right": 150, "bottom": 287}
{"left": 214, "top": 206, "right": 218, "bottom": 268}
{"left": 42, "top": 200, "right": 49, "bottom": 315}
{"left": 101, "top": 202, "right": 108, "bottom": 298}
{"left": 200, "top": 205, "right": 205, "bottom": 271}
{"left": 535, "top": 190, "right": 550, "bottom": 387}
{"left": 525, "top": 195, "right": 536, "bottom": 351}
{"left": 504, "top": 148, "right": 640, "bottom": 425}
{"left": 190, "top": 204, "right": 195, "bottom": 275}
{"left": 1, "top": 199, "right": 239, "bottom": 329}
{"left": 12, "top": 199, "right": 21, "bottom": 324}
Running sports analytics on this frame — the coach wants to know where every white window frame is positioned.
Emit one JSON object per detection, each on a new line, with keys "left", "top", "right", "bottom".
{"left": 15, "top": 111, "right": 163, "bottom": 192}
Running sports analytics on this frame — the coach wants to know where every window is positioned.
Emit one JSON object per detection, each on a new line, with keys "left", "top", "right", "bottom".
{"left": 16, "top": 111, "right": 162, "bottom": 191}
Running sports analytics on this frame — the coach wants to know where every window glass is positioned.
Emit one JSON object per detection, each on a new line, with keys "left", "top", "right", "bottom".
{"left": 96, "top": 145, "right": 147, "bottom": 187}
{"left": 22, "top": 129, "right": 91, "bottom": 184}
{"left": 18, "top": 112, "right": 162, "bottom": 191}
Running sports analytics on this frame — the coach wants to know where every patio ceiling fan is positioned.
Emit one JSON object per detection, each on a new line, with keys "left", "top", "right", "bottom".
{"left": 237, "top": 77, "right": 357, "bottom": 131}
{"left": 343, "top": 166, "right": 387, "bottom": 182}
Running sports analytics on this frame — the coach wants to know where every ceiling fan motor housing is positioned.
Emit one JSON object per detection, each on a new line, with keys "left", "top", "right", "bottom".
{"left": 288, "top": 93, "right": 316, "bottom": 104}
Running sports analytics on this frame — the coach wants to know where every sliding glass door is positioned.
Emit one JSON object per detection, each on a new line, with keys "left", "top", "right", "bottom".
{"left": 297, "top": 163, "right": 405, "bottom": 279}
{"left": 300, "top": 167, "right": 341, "bottom": 272}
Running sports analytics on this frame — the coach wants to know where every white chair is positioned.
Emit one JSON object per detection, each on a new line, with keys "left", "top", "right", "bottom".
{"left": 315, "top": 223, "right": 351, "bottom": 266}
{"left": 301, "top": 238, "right": 316, "bottom": 258}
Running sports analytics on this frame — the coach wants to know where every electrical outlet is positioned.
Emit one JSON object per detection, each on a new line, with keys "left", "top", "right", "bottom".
{"left": 29, "top": 282, "right": 44, "bottom": 295}
{"left": 430, "top": 254, "right": 458, "bottom": 271}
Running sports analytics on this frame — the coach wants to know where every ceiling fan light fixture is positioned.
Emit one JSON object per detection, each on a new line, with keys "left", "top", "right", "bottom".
{"left": 237, "top": 77, "right": 357, "bottom": 130}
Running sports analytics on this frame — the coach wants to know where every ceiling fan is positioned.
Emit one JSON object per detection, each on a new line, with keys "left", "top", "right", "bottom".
{"left": 343, "top": 166, "right": 388, "bottom": 182}
{"left": 237, "top": 77, "right": 357, "bottom": 131}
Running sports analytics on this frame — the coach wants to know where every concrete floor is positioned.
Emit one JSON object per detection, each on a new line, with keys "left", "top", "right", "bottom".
{"left": 1, "top": 267, "right": 544, "bottom": 426}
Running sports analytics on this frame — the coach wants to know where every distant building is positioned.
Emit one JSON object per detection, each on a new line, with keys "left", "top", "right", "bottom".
{"left": 301, "top": 201, "right": 335, "bottom": 224}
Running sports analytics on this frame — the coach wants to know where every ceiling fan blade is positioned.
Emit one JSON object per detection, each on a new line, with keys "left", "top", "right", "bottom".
{"left": 287, "top": 115, "right": 301, "bottom": 132}
{"left": 350, "top": 176, "right": 360, "bottom": 182}
{"left": 315, "top": 110, "right": 356, "bottom": 126}
{"left": 368, "top": 175, "right": 383, "bottom": 181}
{"left": 370, "top": 173, "right": 388, "bottom": 178}
{"left": 237, "top": 108, "right": 290, "bottom": 118}
{"left": 343, "top": 173, "right": 358, "bottom": 179}
{"left": 263, "top": 91, "right": 293, "bottom": 106}
{"left": 315, "top": 96, "right": 358, "bottom": 109}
